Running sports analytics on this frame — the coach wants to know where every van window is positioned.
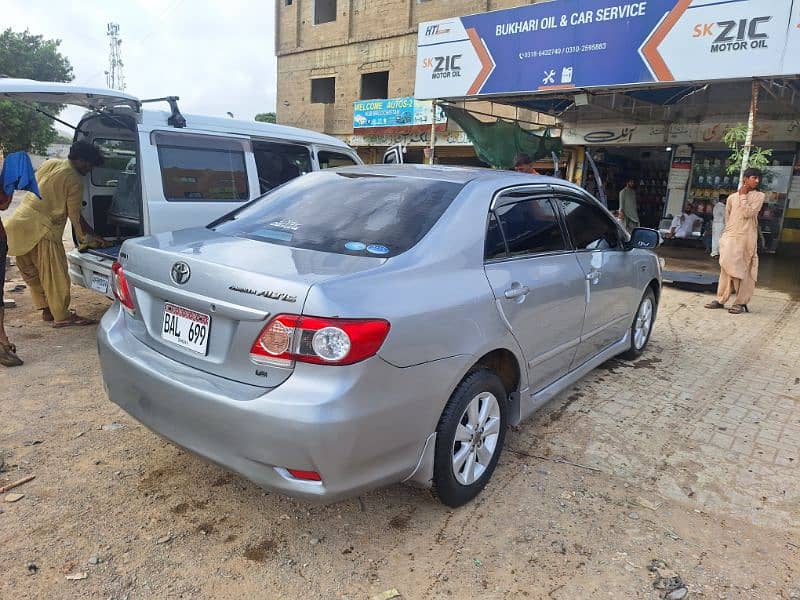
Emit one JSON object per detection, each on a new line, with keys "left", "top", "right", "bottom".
{"left": 154, "top": 132, "right": 249, "bottom": 202}
{"left": 318, "top": 151, "right": 357, "bottom": 169}
{"left": 92, "top": 138, "right": 137, "bottom": 187}
{"left": 253, "top": 142, "right": 312, "bottom": 194}
{"left": 211, "top": 171, "right": 463, "bottom": 257}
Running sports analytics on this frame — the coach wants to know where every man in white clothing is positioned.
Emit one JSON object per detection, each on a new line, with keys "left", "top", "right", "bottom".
{"left": 667, "top": 205, "right": 703, "bottom": 239}
{"left": 710, "top": 198, "right": 726, "bottom": 257}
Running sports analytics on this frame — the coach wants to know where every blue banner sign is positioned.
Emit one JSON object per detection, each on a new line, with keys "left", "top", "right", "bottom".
{"left": 353, "top": 96, "right": 446, "bottom": 129}
{"left": 415, "top": 0, "right": 800, "bottom": 99}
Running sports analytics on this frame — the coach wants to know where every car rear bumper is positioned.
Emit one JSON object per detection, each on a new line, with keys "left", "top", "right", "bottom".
{"left": 68, "top": 249, "right": 114, "bottom": 299}
{"left": 97, "top": 304, "right": 467, "bottom": 502}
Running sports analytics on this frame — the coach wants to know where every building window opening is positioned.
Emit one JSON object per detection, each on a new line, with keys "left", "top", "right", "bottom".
{"left": 311, "top": 77, "right": 336, "bottom": 104}
{"left": 360, "top": 71, "right": 389, "bottom": 100}
{"left": 285, "top": 0, "right": 292, "bottom": 5}
{"left": 314, "top": 0, "right": 336, "bottom": 24}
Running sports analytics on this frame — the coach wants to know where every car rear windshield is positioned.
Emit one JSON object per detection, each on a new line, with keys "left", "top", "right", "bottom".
{"left": 210, "top": 171, "right": 464, "bottom": 258}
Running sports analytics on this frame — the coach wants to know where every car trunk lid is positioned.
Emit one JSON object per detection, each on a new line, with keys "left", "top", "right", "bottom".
{"left": 119, "top": 228, "right": 384, "bottom": 387}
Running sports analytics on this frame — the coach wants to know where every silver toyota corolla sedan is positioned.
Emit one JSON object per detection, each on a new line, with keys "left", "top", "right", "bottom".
{"left": 98, "top": 165, "right": 661, "bottom": 507}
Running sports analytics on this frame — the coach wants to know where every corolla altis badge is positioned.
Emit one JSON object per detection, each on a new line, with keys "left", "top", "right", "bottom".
{"left": 170, "top": 261, "right": 191, "bottom": 285}
{"left": 345, "top": 241, "right": 367, "bottom": 251}
{"left": 366, "top": 244, "right": 390, "bottom": 255}
{"left": 229, "top": 285, "right": 297, "bottom": 303}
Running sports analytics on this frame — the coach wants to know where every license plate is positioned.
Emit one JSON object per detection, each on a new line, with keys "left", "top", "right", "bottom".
{"left": 161, "top": 303, "right": 210, "bottom": 355}
{"left": 90, "top": 273, "right": 109, "bottom": 294}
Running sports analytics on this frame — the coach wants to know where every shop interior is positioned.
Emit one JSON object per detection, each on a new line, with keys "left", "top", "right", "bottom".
{"left": 686, "top": 149, "right": 795, "bottom": 254}
{"left": 583, "top": 146, "right": 671, "bottom": 228}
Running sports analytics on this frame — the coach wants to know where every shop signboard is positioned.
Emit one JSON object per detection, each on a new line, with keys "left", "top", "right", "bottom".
{"left": 353, "top": 97, "right": 446, "bottom": 129}
{"left": 346, "top": 130, "right": 472, "bottom": 148}
{"left": 416, "top": 0, "right": 800, "bottom": 100}
{"left": 562, "top": 118, "right": 800, "bottom": 146}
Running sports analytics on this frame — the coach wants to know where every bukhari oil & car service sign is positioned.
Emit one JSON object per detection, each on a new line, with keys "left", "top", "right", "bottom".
{"left": 415, "top": 0, "right": 800, "bottom": 100}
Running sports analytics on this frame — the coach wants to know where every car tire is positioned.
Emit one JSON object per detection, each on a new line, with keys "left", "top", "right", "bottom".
{"left": 432, "top": 368, "right": 508, "bottom": 508}
{"left": 621, "top": 287, "right": 657, "bottom": 360}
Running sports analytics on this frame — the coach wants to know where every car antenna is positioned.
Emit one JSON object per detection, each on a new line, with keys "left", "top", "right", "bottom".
{"left": 140, "top": 96, "right": 187, "bottom": 128}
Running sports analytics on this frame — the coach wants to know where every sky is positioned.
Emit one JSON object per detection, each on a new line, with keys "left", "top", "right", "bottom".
{"left": 4, "top": 0, "right": 277, "bottom": 131}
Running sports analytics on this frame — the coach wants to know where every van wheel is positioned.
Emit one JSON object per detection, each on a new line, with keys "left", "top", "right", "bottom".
{"left": 621, "top": 288, "right": 657, "bottom": 360}
{"left": 432, "top": 368, "right": 507, "bottom": 508}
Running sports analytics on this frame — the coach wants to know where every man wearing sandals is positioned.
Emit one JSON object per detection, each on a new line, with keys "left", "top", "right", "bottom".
{"left": 4, "top": 142, "right": 111, "bottom": 329}
{"left": 705, "top": 168, "right": 765, "bottom": 315}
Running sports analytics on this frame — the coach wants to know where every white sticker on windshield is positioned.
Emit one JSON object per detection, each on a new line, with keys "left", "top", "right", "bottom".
{"left": 268, "top": 218, "right": 300, "bottom": 231}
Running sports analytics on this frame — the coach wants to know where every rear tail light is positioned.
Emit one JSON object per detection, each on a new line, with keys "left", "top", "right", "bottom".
{"left": 250, "top": 314, "right": 390, "bottom": 367}
{"left": 111, "top": 261, "right": 135, "bottom": 311}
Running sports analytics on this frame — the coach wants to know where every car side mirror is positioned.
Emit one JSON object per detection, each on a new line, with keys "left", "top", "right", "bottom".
{"left": 627, "top": 227, "right": 660, "bottom": 250}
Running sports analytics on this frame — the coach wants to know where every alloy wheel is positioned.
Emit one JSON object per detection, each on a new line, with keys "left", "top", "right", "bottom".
{"left": 634, "top": 297, "right": 653, "bottom": 350}
{"left": 451, "top": 391, "right": 501, "bottom": 485}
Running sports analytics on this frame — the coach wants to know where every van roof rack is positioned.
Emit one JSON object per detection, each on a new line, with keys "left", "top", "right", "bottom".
{"left": 140, "top": 96, "right": 187, "bottom": 128}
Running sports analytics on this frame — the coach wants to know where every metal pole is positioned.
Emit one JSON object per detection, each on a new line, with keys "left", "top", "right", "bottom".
{"left": 739, "top": 79, "right": 760, "bottom": 187}
{"left": 429, "top": 99, "right": 437, "bottom": 165}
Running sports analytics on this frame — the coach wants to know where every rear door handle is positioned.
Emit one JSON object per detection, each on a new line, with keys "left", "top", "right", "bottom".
{"left": 504, "top": 284, "right": 530, "bottom": 299}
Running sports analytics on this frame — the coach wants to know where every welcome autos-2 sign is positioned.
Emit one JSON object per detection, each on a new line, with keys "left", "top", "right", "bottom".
{"left": 415, "top": 0, "right": 800, "bottom": 100}
{"left": 353, "top": 97, "right": 447, "bottom": 130}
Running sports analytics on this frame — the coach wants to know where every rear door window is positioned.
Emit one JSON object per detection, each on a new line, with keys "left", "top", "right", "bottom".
{"left": 489, "top": 198, "right": 566, "bottom": 259}
{"left": 318, "top": 150, "right": 357, "bottom": 169}
{"left": 154, "top": 132, "right": 250, "bottom": 202}
{"left": 92, "top": 138, "right": 137, "bottom": 187}
{"left": 211, "top": 171, "right": 463, "bottom": 257}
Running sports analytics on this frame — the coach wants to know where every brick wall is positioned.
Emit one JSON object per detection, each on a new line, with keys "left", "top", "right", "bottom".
{"left": 275, "top": 0, "right": 551, "bottom": 135}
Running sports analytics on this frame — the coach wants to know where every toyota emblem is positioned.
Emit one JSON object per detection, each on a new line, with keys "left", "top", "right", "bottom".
{"left": 171, "top": 261, "right": 191, "bottom": 285}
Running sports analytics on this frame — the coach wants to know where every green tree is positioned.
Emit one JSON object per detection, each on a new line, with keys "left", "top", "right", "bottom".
{"left": 723, "top": 123, "right": 772, "bottom": 177}
{"left": 255, "top": 112, "right": 276, "bottom": 124}
{"left": 0, "top": 29, "right": 74, "bottom": 155}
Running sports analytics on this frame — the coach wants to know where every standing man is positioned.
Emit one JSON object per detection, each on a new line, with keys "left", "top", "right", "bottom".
{"left": 710, "top": 196, "right": 726, "bottom": 257}
{"left": 705, "top": 168, "right": 765, "bottom": 314}
{"left": 618, "top": 178, "right": 640, "bottom": 232}
{"left": 4, "top": 141, "right": 109, "bottom": 328}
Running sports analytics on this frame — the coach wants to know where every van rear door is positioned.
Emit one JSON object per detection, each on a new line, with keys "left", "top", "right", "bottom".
{"left": 0, "top": 78, "right": 140, "bottom": 111}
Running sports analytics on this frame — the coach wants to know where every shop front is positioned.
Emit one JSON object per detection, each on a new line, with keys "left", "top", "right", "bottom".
{"left": 581, "top": 145, "right": 671, "bottom": 229}
{"left": 411, "top": 0, "right": 800, "bottom": 253}
{"left": 563, "top": 116, "right": 800, "bottom": 254}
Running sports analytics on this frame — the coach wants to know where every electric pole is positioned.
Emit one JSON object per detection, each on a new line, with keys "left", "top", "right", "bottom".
{"left": 105, "top": 23, "right": 126, "bottom": 91}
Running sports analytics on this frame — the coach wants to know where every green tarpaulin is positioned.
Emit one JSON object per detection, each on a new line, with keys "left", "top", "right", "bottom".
{"left": 442, "top": 105, "right": 562, "bottom": 169}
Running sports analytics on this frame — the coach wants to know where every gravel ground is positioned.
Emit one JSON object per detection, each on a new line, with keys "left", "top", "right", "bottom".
{"left": 2, "top": 250, "right": 799, "bottom": 599}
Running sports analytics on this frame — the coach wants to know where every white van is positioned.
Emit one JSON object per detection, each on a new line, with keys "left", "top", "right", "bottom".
{"left": 0, "top": 79, "right": 362, "bottom": 297}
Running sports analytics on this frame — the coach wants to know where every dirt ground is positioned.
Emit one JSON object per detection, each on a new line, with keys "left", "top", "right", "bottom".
{"left": 2, "top": 250, "right": 799, "bottom": 599}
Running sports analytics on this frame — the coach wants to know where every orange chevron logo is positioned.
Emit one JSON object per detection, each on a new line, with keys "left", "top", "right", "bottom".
{"left": 641, "top": 0, "right": 693, "bottom": 81}
{"left": 466, "top": 28, "right": 494, "bottom": 95}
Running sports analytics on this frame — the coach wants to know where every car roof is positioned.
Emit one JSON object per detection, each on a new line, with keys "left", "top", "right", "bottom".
{"left": 332, "top": 164, "right": 585, "bottom": 190}
{"left": 138, "top": 110, "right": 352, "bottom": 149}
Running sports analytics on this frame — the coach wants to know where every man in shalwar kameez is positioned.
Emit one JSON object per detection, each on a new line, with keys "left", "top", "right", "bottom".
{"left": 4, "top": 142, "right": 108, "bottom": 327}
{"left": 705, "top": 168, "right": 765, "bottom": 314}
